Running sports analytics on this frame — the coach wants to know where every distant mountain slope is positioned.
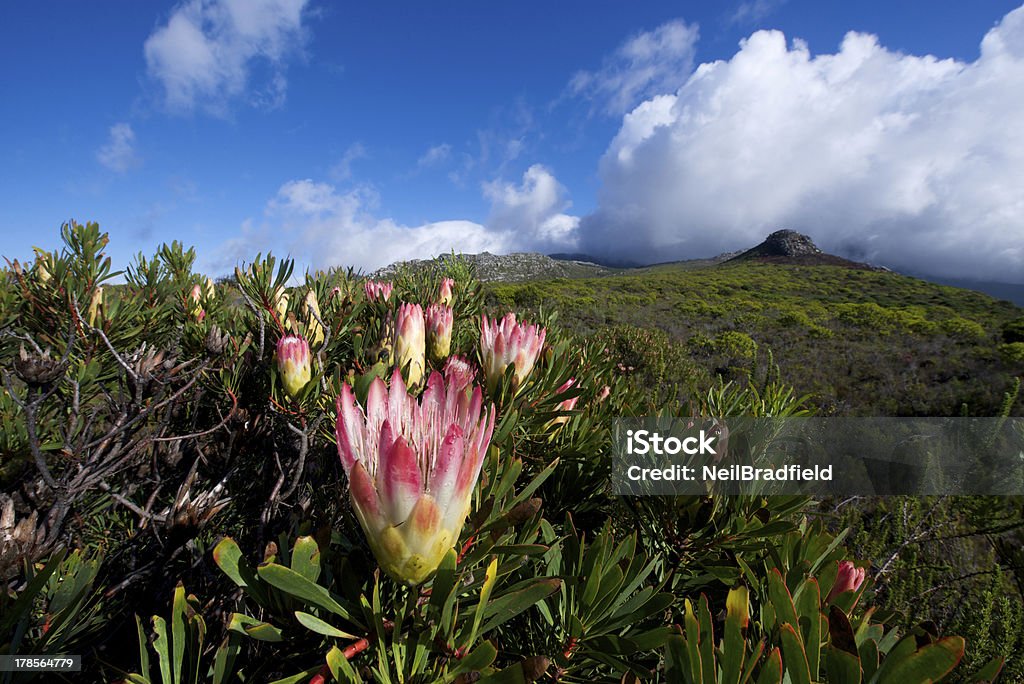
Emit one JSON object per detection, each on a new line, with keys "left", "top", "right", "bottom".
{"left": 371, "top": 251, "right": 613, "bottom": 282}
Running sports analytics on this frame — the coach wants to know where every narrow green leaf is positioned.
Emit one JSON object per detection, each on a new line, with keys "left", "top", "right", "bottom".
{"left": 294, "top": 611, "right": 358, "bottom": 639}
{"left": 779, "top": 623, "right": 811, "bottom": 684}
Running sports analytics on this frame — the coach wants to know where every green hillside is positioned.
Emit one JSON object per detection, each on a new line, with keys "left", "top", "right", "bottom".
{"left": 488, "top": 261, "right": 1024, "bottom": 416}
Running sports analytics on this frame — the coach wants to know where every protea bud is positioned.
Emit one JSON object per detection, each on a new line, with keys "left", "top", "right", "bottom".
{"left": 33, "top": 247, "right": 51, "bottom": 284}
{"left": 303, "top": 289, "right": 324, "bottom": 347}
{"left": 273, "top": 287, "right": 290, "bottom": 327}
{"left": 548, "top": 378, "right": 579, "bottom": 428}
{"left": 188, "top": 284, "right": 206, "bottom": 323}
{"left": 87, "top": 286, "right": 103, "bottom": 326}
{"left": 597, "top": 385, "right": 611, "bottom": 402}
{"left": 205, "top": 277, "right": 216, "bottom": 300}
{"left": 205, "top": 325, "right": 230, "bottom": 355}
{"left": 276, "top": 335, "right": 311, "bottom": 398}
{"left": 425, "top": 304, "right": 453, "bottom": 363}
{"left": 335, "top": 368, "right": 495, "bottom": 585}
{"left": 826, "top": 561, "right": 866, "bottom": 604}
{"left": 438, "top": 277, "right": 455, "bottom": 306}
{"left": 479, "top": 313, "right": 546, "bottom": 394}
{"left": 393, "top": 303, "right": 426, "bottom": 386}
{"left": 364, "top": 280, "right": 393, "bottom": 303}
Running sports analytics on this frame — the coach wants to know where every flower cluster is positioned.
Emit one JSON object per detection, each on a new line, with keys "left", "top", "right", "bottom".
{"left": 364, "top": 280, "right": 393, "bottom": 303}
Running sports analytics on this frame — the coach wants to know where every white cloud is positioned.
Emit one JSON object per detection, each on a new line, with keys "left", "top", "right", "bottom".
{"left": 144, "top": 0, "right": 309, "bottom": 114}
{"left": 570, "top": 19, "right": 699, "bottom": 116}
{"left": 329, "top": 143, "right": 368, "bottom": 182}
{"left": 96, "top": 123, "right": 139, "bottom": 172}
{"left": 212, "top": 166, "right": 581, "bottom": 273}
{"left": 579, "top": 6, "right": 1024, "bottom": 282}
{"left": 483, "top": 165, "right": 580, "bottom": 253}
{"left": 417, "top": 143, "right": 452, "bottom": 168}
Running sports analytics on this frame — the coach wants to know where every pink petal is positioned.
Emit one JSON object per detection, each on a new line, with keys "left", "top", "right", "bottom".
{"left": 379, "top": 435, "right": 423, "bottom": 524}
{"left": 349, "top": 461, "right": 383, "bottom": 528}
{"left": 335, "top": 385, "right": 365, "bottom": 474}
{"left": 429, "top": 424, "right": 464, "bottom": 514}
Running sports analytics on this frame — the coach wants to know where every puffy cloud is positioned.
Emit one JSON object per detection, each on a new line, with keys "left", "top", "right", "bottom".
{"left": 570, "top": 19, "right": 699, "bottom": 116}
{"left": 484, "top": 165, "right": 580, "bottom": 253}
{"left": 580, "top": 6, "right": 1024, "bottom": 281}
{"left": 212, "top": 165, "right": 580, "bottom": 273}
{"left": 96, "top": 123, "right": 139, "bottom": 172}
{"left": 144, "top": 0, "right": 309, "bottom": 114}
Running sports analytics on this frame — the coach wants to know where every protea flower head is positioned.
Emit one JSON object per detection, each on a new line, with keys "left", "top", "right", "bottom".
{"left": 276, "top": 334, "right": 311, "bottom": 398}
{"left": 393, "top": 303, "right": 426, "bottom": 386}
{"left": 303, "top": 289, "right": 324, "bottom": 347}
{"left": 364, "top": 280, "right": 393, "bottom": 303}
{"left": 335, "top": 368, "right": 496, "bottom": 585}
{"left": 205, "top": 277, "right": 216, "bottom": 300}
{"left": 425, "top": 304, "right": 453, "bottom": 363}
{"left": 826, "top": 561, "right": 866, "bottom": 604}
{"left": 438, "top": 277, "right": 455, "bottom": 306}
{"left": 479, "top": 313, "right": 546, "bottom": 394}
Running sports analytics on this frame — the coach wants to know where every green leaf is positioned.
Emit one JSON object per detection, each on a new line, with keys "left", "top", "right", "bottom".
{"left": 294, "top": 611, "right": 359, "bottom": 639}
{"left": 134, "top": 615, "right": 151, "bottom": 681}
{"left": 825, "top": 646, "right": 862, "bottom": 684}
{"left": 721, "top": 586, "right": 749, "bottom": 684}
{"left": 327, "top": 645, "right": 361, "bottom": 683}
{"left": 767, "top": 569, "right": 800, "bottom": 633}
{"left": 873, "top": 637, "right": 964, "bottom": 684}
{"left": 212, "top": 634, "right": 240, "bottom": 684}
{"left": 469, "top": 558, "right": 499, "bottom": 645}
{"left": 152, "top": 616, "right": 172, "bottom": 684}
{"left": 257, "top": 562, "right": 357, "bottom": 624}
{"left": 755, "top": 647, "right": 782, "bottom": 684}
{"left": 290, "top": 536, "right": 321, "bottom": 583}
{"left": 443, "top": 641, "right": 498, "bottom": 683}
{"left": 779, "top": 623, "right": 811, "bottom": 684}
{"left": 170, "top": 585, "right": 186, "bottom": 684}
{"left": 968, "top": 656, "right": 1004, "bottom": 683}
{"left": 479, "top": 578, "right": 561, "bottom": 634}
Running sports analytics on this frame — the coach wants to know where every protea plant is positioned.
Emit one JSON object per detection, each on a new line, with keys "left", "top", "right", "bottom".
{"left": 549, "top": 377, "right": 579, "bottom": 428}
{"left": 335, "top": 368, "right": 495, "bottom": 585}
{"left": 393, "top": 303, "right": 426, "bottom": 386}
{"left": 364, "top": 280, "right": 393, "bottom": 303}
{"left": 276, "top": 334, "right": 311, "bottom": 398}
{"left": 425, "top": 304, "right": 453, "bottom": 363}
{"left": 479, "top": 312, "right": 546, "bottom": 394}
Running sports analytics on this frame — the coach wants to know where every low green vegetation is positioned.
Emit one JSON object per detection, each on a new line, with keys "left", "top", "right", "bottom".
{"left": 487, "top": 262, "right": 1024, "bottom": 416}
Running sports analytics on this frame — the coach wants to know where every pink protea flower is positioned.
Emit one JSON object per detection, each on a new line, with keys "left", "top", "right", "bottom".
{"left": 188, "top": 284, "right": 206, "bottom": 323}
{"left": 826, "top": 561, "right": 866, "bottom": 604}
{"left": 335, "top": 368, "right": 496, "bottom": 585}
{"left": 425, "top": 304, "right": 453, "bottom": 363}
{"left": 276, "top": 334, "right": 311, "bottom": 398}
{"left": 364, "top": 280, "right": 393, "bottom": 303}
{"left": 438, "top": 277, "right": 455, "bottom": 306}
{"left": 597, "top": 385, "right": 611, "bottom": 402}
{"left": 393, "top": 303, "right": 426, "bottom": 386}
{"left": 479, "top": 313, "right": 546, "bottom": 394}
{"left": 443, "top": 355, "right": 476, "bottom": 390}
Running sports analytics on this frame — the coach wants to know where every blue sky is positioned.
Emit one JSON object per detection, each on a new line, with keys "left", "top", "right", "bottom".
{"left": 2, "top": 1, "right": 1023, "bottom": 282}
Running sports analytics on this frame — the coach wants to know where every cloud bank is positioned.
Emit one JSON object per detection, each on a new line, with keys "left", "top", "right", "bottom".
{"left": 580, "top": 7, "right": 1024, "bottom": 281}
{"left": 144, "top": 0, "right": 310, "bottom": 114}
